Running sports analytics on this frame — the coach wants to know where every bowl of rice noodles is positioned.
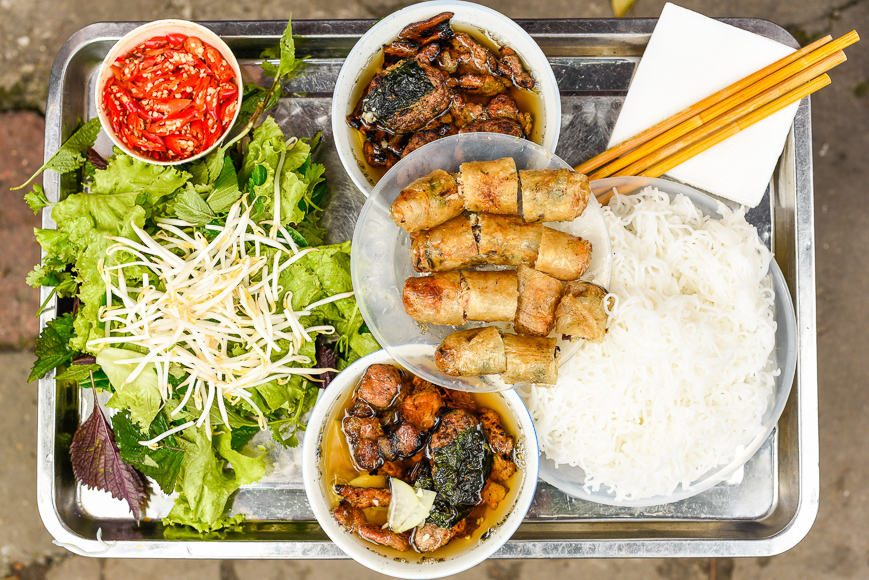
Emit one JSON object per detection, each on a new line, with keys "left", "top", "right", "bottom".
{"left": 520, "top": 176, "right": 797, "bottom": 507}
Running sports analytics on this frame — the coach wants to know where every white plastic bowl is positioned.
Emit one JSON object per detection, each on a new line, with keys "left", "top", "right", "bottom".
{"left": 351, "top": 132, "right": 612, "bottom": 392}
{"left": 331, "top": 0, "right": 562, "bottom": 195}
{"left": 533, "top": 176, "right": 798, "bottom": 508}
{"left": 96, "top": 19, "right": 243, "bottom": 165}
{"left": 302, "top": 349, "right": 539, "bottom": 579}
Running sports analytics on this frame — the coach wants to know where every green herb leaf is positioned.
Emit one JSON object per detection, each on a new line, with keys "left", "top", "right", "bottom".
{"left": 29, "top": 313, "right": 75, "bottom": 382}
{"left": 204, "top": 157, "right": 241, "bottom": 213}
{"left": 13, "top": 118, "right": 102, "bottom": 190}
{"left": 24, "top": 184, "right": 52, "bottom": 214}
{"left": 229, "top": 426, "right": 260, "bottom": 451}
{"left": 55, "top": 363, "right": 101, "bottom": 382}
{"left": 113, "top": 410, "right": 184, "bottom": 494}
{"left": 174, "top": 183, "right": 217, "bottom": 225}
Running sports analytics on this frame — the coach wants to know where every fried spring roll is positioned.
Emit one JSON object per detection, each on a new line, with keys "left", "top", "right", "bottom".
{"left": 436, "top": 326, "right": 507, "bottom": 376}
{"left": 555, "top": 281, "right": 609, "bottom": 343}
{"left": 411, "top": 214, "right": 479, "bottom": 272}
{"left": 460, "top": 157, "right": 519, "bottom": 215}
{"left": 390, "top": 169, "right": 464, "bottom": 234}
{"left": 514, "top": 266, "right": 564, "bottom": 336}
{"left": 502, "top": 334, "right": 559, "bottom": 385}
{"left": 461, "top": 270, "right": 518, "bottom": 321}
{"left": 520, "top": 169, "right": 591, "bottom": 223}
{"left": 477, "top": 214, "right": 542, "bottom": 266}
{"left": 534, "top": 228, "right": 592, "bottom": 281}
{"left": 402, "top": 272, "right": 465, "bottom": 326}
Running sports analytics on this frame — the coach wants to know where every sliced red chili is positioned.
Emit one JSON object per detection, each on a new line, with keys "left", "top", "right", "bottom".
{"left": 163, "top": 134, "right": 197, "bottom": 156}
{"left": 218, "top": 82, "right": 238, "bottom": 101}
{"left": 166, "top": 33, "right": 187, "bottom": 47}
{"left": 149, "top": 98, "right": 192, "bottom": 117}
{"left": 142, "top": 36, "right": 167, "bottom": 49}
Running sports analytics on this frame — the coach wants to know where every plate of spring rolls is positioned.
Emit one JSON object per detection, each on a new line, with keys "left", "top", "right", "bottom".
{"left": 351, "top": 133, "right": 613, "bottom": 392}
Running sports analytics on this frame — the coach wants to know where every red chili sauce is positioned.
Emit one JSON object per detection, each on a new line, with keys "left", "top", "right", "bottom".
{"left": 102, "top": 33, "right": 239, "bottom": 162}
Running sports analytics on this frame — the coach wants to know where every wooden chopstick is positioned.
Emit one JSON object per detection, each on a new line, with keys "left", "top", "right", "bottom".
{"left": 637, "top": 74, "right": 831, "bottom": 179}
{"left": 611, "top": 51, "right": 845, "bottom": 178}
{"left": 587, "top": 41, "right": 852, "bottom": 180}
{"left": 575, "top": 30, "right": 858, "bottom": 177}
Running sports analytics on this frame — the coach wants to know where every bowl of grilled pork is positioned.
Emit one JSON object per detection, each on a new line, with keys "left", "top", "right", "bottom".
{"left": 332, "top": 0, "right": 561, "bottom": 195}
{"left": 302, "top": 349, "right": 539, "bottom": 578}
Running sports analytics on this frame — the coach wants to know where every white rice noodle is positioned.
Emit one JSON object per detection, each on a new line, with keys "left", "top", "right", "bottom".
{"left": 520, "top": 188, "right": 777, "bottom": 501}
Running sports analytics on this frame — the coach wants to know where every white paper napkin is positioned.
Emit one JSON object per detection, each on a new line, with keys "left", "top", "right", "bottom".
{"left": 607, "top": 3, "right": 799, "bottom": 207}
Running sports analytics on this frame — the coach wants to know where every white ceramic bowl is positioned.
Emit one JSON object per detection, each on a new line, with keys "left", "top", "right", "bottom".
{"left": 96, "top": 19, "right": 243, "bottom": 165}
{"left": 302, "top": 349, "right": 540, "bottom": 579}
{"left": 533, "top": 176, "right": 798, "bottom": 508}
{"left": 331, "top": 0, "right": 562, "bottom": 195}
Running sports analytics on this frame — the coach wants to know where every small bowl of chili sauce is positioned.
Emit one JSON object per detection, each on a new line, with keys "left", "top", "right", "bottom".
{"left": 96, "top": 20, "right": 243, "bottom": 165}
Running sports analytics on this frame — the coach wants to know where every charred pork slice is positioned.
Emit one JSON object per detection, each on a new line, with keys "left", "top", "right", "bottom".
{"left": 332, "top": 501, "right": 368, "bottom": 533}
{"left": 481, "top": 480, "right": 508, "bottom": 510}
{"left": 459, "top": 117, "right": 524, "bottom": 137}
{"left": 451, "top": 32, "right": 501, "bottom": 76}
{"left": 357, "top": 364, "right": 404, "bottom": 410}
{"left": 360, "top": 59, "right": 450, "bottom": 134}
{"left": 343, "top": 416, "right": 385, "bottom": 471}
{"left": 491, "top": 453, "right": 517, "bottom": 483}
{"left": 335, "top": 484, "right": 392, "bottom": 508}
{"left": 477, "top": 407, "right": 514, "bottom": 456}
{"left": 497, "top": 46, "right": 536, "bottom": 90}
{"left": 487, "top": 93, "right": 532, "bottom": 136}
{"left": 383, "top": 39, "right": 420, "bottom": 65}
{"left": 455, "top": 73, "right": 512, "bottom": 96}
{"left": 402, "top": 123, "right": 457, "bottom": 157}
{"left": 400, "top": 380, "right": 444, "bottom": 431}
{"left": 398, "top": 11, "right": 455, "bottom": 45}
{"left": 388, "top": 422, "right": 426, "bottom": 457}
{"left": 412, "top": 521, "right": 456, "bottom": 553}
{"left": 359, "top": 523, "right": 411, "bottom": 552}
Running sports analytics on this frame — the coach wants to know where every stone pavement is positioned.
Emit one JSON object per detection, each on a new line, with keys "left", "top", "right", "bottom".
{"left": 1, "top": 0, "right": 868, "bottom": 578}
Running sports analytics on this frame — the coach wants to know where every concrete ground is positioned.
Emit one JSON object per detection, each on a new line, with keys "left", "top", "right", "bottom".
{"left": 1, "top": 0, "right": 867, "bottom": 578}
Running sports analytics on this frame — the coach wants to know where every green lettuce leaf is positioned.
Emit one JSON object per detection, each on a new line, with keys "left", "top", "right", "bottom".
{"left": 91, "top": 150, "right": 190, "bottom": 207}
{"left": 163, "top": 426, "right": 266, "bottom": 533}
{"left": 97, "top": 347, "right": 162, "bottom": 429}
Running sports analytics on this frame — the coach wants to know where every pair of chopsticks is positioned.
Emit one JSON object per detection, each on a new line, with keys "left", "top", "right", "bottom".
{"left": 577, "top": 31, "right": 860, "bottom": 197}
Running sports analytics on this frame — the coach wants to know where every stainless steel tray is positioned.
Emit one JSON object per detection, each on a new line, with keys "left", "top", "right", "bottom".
{"left": 37, "top": 18, "right": 819, "bottom": 559}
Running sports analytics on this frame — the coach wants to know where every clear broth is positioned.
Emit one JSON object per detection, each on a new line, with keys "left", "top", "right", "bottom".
{"left": 347, "top": 24, "right": 546, "bottom": 188}
{"left": 319, "top": 369, "right": 526, "bottom": 564}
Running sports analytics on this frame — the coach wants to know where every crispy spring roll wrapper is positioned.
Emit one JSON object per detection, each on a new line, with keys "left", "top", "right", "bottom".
{"left": 520, "top": 169, "right": 591, "bottom": 223}
{"left": 514, "top": 266, "right": 564, "bottom": 336}
{"left": 502, "top": 334, "right": 559, "bottom": 385}
{"left": 460, "top": 157, "right": 519, "bottom": 215}
{"left": 535, "top": 227, "right": 592, "bottom": 281}
{"left": 411, "top": 214, "right": 480, "bottom": 272}
{"left": 402, "top": 271, "right": 518, "bottom": 325}
{"left": 477, "top": 214, "right": 543, "bottom": 266}
{"left": 461, "top": 270, "right": 519, "bottom": 322}
{"left": 555, "top": 281, "right": 609, "bottom": 343}
{"left": 402, "top": 272, "right": 465, "bottom": 326}
{"left": 390, "top": 169, "right": 464, "bottom": 233}
{"left": 436, "top": 326, "right": 507, "bottom": 376}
